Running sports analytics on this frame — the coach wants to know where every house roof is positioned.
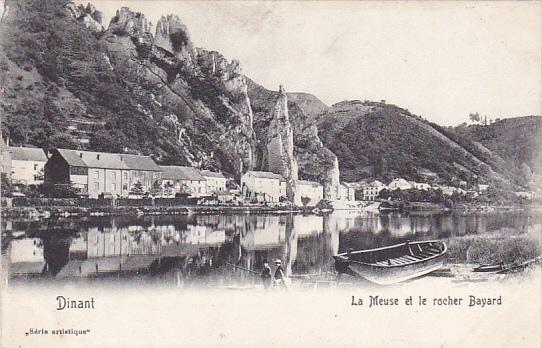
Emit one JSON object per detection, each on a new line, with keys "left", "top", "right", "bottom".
{"left": 160, "top": 166, "right": 206, "bottom": 181}
{"left": 55, "top": 149, "right": 160, "bottom": 171}
{"left": 9, "top": 147, "right": 47, "bottom": 162}
{"left": 121, "top": 154, "right": 161, "bottom": 171}
{"left": 200, "top": 170, "right": 226, "bottom": 179}
{"left": 245, "top": 171, "right": 285, "bottom": 181}
{"left": 391, "top": 178, "right": 410, "bottom": 185}
{"left": 342, "top": 182, "right": 358, "bottom": 188}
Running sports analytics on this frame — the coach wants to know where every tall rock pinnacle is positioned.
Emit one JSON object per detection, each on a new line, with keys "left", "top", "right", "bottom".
{"left": 154, "top": 14, "right": 194, "bottom": 62}
{"left": 267, "top": 85, "right": 299, "bottom": 202}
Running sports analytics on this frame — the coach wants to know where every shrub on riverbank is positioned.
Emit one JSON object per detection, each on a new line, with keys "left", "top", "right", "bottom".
{"left": 446, "top": 232, "right": 541, "bottom": 264}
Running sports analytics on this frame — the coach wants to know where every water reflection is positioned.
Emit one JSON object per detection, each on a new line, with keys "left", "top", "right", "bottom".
{"left": 2, "top": 210, "right": 541, "bottom": 286}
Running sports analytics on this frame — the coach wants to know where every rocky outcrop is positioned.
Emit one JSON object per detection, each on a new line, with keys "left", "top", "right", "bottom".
{"left": 247, "top": 80, "right": 341, "bottom": 199}
{"left": 266, "top": 86, "right": 299, "bottom": 201}
{"left": 64, "top": 3, "right": 104, "bottom": 32}
{"left": 195, "top": 49, "right": 254, "bottom": 138}
{"left": 108, "top": 7, "right": 153, "bottom": 44}
{"left": 154, "top": 15, "right": 194, "bottom": 63}
{"left": 99, "top": 6, "right": 257, "bottom": 178}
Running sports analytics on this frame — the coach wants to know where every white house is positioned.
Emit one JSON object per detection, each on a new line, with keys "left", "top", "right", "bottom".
{"left": 160, "top": 166, "right": 207, "bottom": 197}
{"left": 439, "top": 185, "right": 466, "bottom": 196}
{"left": 341, "top": 183, "right": 357, "bottom": 201}
{"left": 388, "top": 178, "right": 412, "bottom": 191}
{"left": 241, "top": 171, "right": 287, "bottom": 203}
{"left": 9, "top": 147, "right": 47, "bottom": 185}
{"left": 325, "top": 183, "right": 356, "bottom": 201}
{"left": 361, "top": 180, "right": 386, "bottom": 201}
{"left": 409, "top": 181, "right": 431, "bottom": 191}
{"left": 200, "top": 170, "right": 227, "bottom": 194}
{"left": 295, "top": 180, "right": 323, "bottom": 207}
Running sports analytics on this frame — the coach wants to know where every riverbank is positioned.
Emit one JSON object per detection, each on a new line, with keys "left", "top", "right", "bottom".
{"left": 1, "top": 204, "right": 305, "bottom": 219}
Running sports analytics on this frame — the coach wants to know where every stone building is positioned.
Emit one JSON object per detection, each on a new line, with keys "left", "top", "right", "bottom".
{"left": 200, "top": 170, "right": 227, "bottom": 194}
{"left": 45, "top": 149, "right": 161, "bottom": 198}
{"left": 295, "top": 180, "right": 324, "bottom": 207}
{"left": 388, "top": 178, "right": 413, "bottom": 191}
{"left": 241, "top": 171, "right": 287, "bottom": 203}
{"left": 361, "top": 180, "right": 385, "bottom": 201}
{"left": 160, "top": 166, "right": 208, "bottom": 197}
{"left": 9, "top": 147, "right": 47, "bottom": 185}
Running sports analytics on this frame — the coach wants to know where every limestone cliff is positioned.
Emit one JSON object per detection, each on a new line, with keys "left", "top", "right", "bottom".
{"left": 266, "top": 86, "right": 298, "bottom": 201}
{"left": 99, "top": 7, "right": 257, "bottom": 178}
{"left": 247, "top": 79, "right": 340, "bottom": 199}
{"left": 0, "top": 1, "right": 336, "bottom": 192}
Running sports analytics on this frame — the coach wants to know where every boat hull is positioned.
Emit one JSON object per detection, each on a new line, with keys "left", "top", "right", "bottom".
{"left": 334, "top": 240, "right": 447, "bottom": 285}
{"left": 346, "top": 256, "right": 444, "bottom": 285}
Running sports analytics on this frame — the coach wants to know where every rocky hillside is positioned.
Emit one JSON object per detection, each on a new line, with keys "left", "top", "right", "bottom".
{"left": 455, "top": 116, "right": 542, "bottom": 175}
{"left": 0, "top": 0, "right": 338, "bottom": 185}
{"left": 316, "top": 100, "right": 530, "bottom": 188}
{"left": 0, "top": 0, "right": 538, "bottom": 191}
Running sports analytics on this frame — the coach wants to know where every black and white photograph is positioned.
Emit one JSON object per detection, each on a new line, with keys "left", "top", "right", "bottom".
{"left": 0, "top": 1, "right": 541, "bottom": 347}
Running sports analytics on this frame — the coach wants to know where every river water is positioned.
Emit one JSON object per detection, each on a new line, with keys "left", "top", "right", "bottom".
{"left": 2, "top": 209, "right": 541, "bottom": 287}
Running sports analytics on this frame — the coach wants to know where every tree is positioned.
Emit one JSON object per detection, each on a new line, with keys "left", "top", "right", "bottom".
{"left": 469, "top": 112, "right": 480, "bottom": 123}
{"left": 1, "top": 173, "right": 11, "bottom": 196}
{"left": 130, "top": 181, "right": 144, "bottom": 196}
{"left": 163, "top": 181, "right": 175, "bottom": 196}
{"left": 150, "top": 180, "right": 162, "bottom": 196}
{"left": 300, "top": 196, "right": 311, "bottom": 208}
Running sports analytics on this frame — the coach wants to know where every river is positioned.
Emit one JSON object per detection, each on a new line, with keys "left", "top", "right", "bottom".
{"left": 2, "top": 209, "right": 541, "bottom": 287}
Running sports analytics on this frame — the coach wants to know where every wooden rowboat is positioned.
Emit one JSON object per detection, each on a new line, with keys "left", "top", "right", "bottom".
{"left": 333, "top": 240, "right": 447, "bottom": 285}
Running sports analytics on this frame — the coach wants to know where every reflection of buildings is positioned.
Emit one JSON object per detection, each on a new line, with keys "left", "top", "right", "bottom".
{"left": 240, "top": 216, "right": 287, "bottom": 250}
{"left": 183, "top": 228, "right": 225, "bottom": 246}
{"left": 8, "top": 239, "right": 46, "bottom": 276}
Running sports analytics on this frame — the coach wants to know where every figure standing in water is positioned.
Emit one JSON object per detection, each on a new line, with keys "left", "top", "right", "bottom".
{"left": 260, "top": 260, "right": 272, "bottom": 290}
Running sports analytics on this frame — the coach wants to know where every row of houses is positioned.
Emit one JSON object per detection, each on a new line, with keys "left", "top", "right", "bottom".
{"left": 2, "top": 146, "right": 342, "bottom": 206}
{"left": 1, "top": 146, "right": 228, "bottom": 199}
{"left": 357, "top": 178, "right": 490, "bottom": 201}
{"left": 240, "top": 171, "right": 355, "bottom": 206}
{"left": 45, "top": 149, "right": 229, "bottom": 198}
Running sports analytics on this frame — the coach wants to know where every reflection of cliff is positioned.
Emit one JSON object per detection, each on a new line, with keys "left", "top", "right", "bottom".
{"left": 43, "top": 236, "right": 70, "bottom": 275}
{"left": 283, "top": 214, "right": 297, "bottom": 276}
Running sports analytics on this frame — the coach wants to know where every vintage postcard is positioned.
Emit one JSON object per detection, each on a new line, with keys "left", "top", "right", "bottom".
{"left": 1, "top": 1, "right": 541, "bottom": 347}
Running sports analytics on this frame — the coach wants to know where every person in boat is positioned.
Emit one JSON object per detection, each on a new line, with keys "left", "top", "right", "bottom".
{"left": 260, "top": 261, "right": 272, "bottom": 290}
{"left": 274, "top": 259, "right": 286, "bottom": 287}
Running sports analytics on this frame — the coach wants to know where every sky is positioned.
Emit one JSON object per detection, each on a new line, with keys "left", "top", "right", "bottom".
{"left": 79, "top": 1, "right": 541, "bottom": 126}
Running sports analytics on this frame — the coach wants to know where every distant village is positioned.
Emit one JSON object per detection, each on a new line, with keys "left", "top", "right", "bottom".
{"left": 3, "top": 143, "right": 539, "bottom": 210}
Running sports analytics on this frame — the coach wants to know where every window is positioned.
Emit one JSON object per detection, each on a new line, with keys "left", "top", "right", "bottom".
{"left": 34, "top": 164, "right": 38, "bottom": 170}
{"left": 93, "top": 182, "right": 99, "bottom": 190}
{"left": 112, "top": 172, "right": 116, "bottom": 180}
{"left": 123, "top": 172, "right": 128, "bottom": 181}
{"left": 111, "top": 183, "right": 116, "bottom": 191}
{"left": 94, "top": 170, "right": 99, "bottom": 179}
